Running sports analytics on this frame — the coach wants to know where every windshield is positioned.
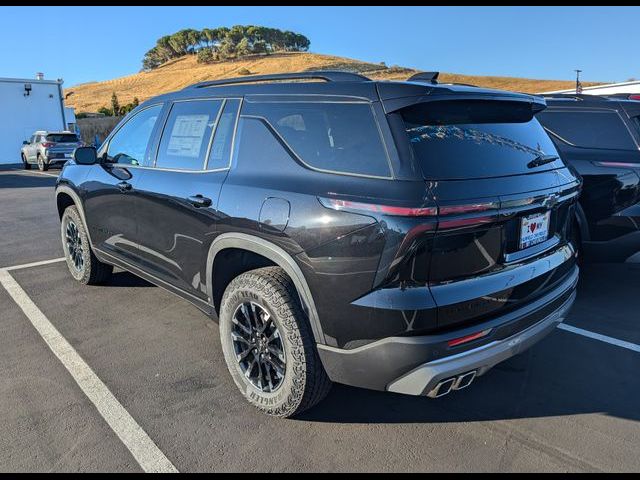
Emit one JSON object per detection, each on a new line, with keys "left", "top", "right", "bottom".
{"left": 46, "top": 134, "right": 79, "bottom": 143}
{"left": 403, "top": 115, "right": 563, "bottom": 180}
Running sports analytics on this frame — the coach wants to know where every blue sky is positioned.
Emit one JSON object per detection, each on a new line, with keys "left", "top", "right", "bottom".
{"left": 2, "top": 6, "right": 639, "bottom": 87}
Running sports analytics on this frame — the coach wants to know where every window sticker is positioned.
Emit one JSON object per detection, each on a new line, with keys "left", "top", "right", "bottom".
{"left": 167, "top": 114, "right": 209, "bottom": 158}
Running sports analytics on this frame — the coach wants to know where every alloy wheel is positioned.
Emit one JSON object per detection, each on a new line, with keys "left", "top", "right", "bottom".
{"left": 231, "top": 301, "right": 286, "bottom": 393}
{"left": 65, "top": 220, "right": 84, "bottom": 271}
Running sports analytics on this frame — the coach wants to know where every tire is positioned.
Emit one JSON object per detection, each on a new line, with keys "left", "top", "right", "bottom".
{"left": 37, "top": 155, "right": 49, "bottom": 171}
{"left": 60, "top": 206, "right": 113, "bottom": 285}
{"left": 570, "top": 216, "right": 583, "bottom": 265}
{"left": 219, "top": 267, "right": 332, "bottom": 417}
{"left": 22, "top": 154, "right": 31, "bottom": 170}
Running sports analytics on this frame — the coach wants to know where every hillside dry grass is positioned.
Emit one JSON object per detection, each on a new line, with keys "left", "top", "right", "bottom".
{"left": 65, "top": 52, "right": 602, "bottom": 113}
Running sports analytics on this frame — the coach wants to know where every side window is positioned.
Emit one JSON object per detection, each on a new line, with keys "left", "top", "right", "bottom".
{"left": 30, "top": 135, "right": 37, "bottom": 144}
{"left": 538, "top": 110, "right": 637, "bottom": 150}
{"left": 207, "top": 99, "right": 240, "bottom": 170}
{"left": 235, "top": 117, "right": 298, "bottom": 171}
{"left": 156, "top": 100, "right": 223, "bottom": 171}
{"left": 106, "top": 104, "right": 162, "bottom": 165}
{"left": 249, "top": 101, "right": 392, "bottom": 178}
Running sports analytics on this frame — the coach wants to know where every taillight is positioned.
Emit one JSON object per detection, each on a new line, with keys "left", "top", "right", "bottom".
{"left": 320, "top": 198, "right": 437, "bottom": 217}
{"left": 628, "top": 95, "right": 640, "bottom": 101}
{"left": 439, "top": 202, "right": 495, "bottom": 215}
{"left": 41, "top": 142, "right": 54, "bottom": 148}
{"left": 447, "top": 329, "right": 492, "bottom": 347}
{"left": 319, "top": 198, "right": 501, "bottom": 228}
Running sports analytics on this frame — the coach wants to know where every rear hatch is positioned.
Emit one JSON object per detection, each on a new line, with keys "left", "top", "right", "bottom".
{"left": 391, "top": 93, "right": 580, "bottom": 330}
{"left": 46, "top": 133, "right": 80, "bottom": 158}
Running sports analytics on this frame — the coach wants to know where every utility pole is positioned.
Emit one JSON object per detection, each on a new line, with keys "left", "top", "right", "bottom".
{"left": 575, "top": 69, "right": 583, "bottom": 94}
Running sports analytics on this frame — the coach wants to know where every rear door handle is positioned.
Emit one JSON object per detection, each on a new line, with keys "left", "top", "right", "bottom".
{"left": 187, "top": 194, "right": 212, "bottom": 208}
{"left": 117, "top": 181, "right": 132, "bottom": 192}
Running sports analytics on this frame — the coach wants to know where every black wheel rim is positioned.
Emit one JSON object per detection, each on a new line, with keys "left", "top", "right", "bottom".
{"left": 65, "top": 220, "right": 84, "bottom": 272}
{"left": 231, "top": 302, "right": 286, "bottom": 393}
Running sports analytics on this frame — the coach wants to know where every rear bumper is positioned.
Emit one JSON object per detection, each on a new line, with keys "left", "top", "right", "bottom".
{"left": 387, "top": 291, "right": 574, "bottom": 396}
{"left": 317, "top": 265, "right": 578, "bottom": 396}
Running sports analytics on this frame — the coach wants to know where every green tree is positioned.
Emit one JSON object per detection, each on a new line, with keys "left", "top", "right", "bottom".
{"left": 141, "top": 25, "right": 310, "bottom": 70}
{"left": 110, "top": 93, "right": 120, "bottom": 118}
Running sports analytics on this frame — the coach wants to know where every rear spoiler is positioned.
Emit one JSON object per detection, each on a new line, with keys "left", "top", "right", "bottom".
{"left": 378, "top": 83, "right": 547, "bottom": 118}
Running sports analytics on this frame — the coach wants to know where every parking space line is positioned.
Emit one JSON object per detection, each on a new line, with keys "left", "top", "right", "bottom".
{"left": 8, "top": 168, "right": 59, "bottom": 178}
{"left": 3, "top": 257, "right": 65, "bottom": 271}
{"left": 559, "top": 323, "right": 640, "bottom": 353}
{"left": 0, "top": 269, "right": 178, "bottom": 473}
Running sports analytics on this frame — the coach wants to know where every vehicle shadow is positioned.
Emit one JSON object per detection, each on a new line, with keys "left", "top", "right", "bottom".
{"left": 298, "top": 263, "right": 640, "bottom": 425}
{"left": 0, "top": 173, "right": 57, "bottom": 189}
{"left": 106, "top": 270, "right": 155, "bottom": 288}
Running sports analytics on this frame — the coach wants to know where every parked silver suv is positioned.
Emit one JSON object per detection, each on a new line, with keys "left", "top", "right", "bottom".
{"left": 21, "top": 131, "right": 82, "bottom": 171}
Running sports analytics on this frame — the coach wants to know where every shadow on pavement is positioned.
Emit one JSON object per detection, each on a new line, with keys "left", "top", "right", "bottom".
{"left": 0, "top": 173, "right": 57, "bottom": 189}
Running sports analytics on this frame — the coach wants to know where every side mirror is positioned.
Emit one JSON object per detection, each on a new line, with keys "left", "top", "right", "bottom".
{"left": 22, "top": 140, "right": 29, "bottom": 145}
{"left": 74, "top": 146, "right": 98, "bottom": 165}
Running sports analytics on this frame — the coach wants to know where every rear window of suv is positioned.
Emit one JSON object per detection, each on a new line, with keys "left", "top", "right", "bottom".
{"left": 250, "top": 101, "right": 392, "bottom": 178}
{"left": 46, "top": 134, "right": 78, "bottom": 143}
{"left": 401, "top": 102, "right": 562, "bottom": 180}
{"left": 537, "top": 110, "right": 637, "bottom": 150}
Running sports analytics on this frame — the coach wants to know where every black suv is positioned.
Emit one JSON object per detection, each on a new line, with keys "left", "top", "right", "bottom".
{"left": 55, "top": 71, "right": 580, "bottom": 417}
{"left": 538, "top": 94, "right": 640, "bottom": 262}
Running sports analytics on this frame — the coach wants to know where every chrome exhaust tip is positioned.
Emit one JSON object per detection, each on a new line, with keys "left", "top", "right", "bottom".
{"left": 452, "top": 370, "right": 476, "bottom": 391}
{"left": 427, "top": 377, "right": 456, "bottom": 398}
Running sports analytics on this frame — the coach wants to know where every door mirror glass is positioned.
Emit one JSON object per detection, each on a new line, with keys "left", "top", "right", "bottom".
{"left": 74, "top": 146, "right": 98, "bottom": 165}
{"left": 22, "top": 140, "right": 29, "bottom": 145}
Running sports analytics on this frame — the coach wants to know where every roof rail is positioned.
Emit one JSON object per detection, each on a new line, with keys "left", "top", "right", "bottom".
{"left": 185, "top": 71, "right": 371, "bottom": 89}
{"left": 407, "top": 71, "right": 440, "bottom": 84}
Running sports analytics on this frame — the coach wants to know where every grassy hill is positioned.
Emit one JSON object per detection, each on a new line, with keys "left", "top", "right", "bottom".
{"left": 64, "top": 52, "right": 602, "bottom": 113}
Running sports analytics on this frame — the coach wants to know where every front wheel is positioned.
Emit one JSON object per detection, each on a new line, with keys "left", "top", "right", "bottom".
{"left": 61, "top": 206, "right": 113, "bottom": 284}
{"left": 219, "top": 267, "right": 332, "bottom": 417}
{"left": 22, "top": 154, "right": 31, "bottom": 170}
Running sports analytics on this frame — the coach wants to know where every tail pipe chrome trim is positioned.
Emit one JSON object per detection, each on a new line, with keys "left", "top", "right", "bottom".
{"left": 426, "top": 370, "right": 477, "bottom": 398}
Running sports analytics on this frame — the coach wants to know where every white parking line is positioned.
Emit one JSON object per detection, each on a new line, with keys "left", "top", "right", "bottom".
{"left": 3, "top": 257, "right": 65, "bottom": 271}
{"left": 0, "top": 268, "right": 178, "bottom": 473}
{"left": 8, "top": 168, "right": 59, "bottom": 178}
{"left": 558, "top": 323, "right": 640, "bottom": 353}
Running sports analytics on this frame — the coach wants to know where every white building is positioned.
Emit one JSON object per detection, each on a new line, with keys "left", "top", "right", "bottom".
{"left": 543, "top": 80, "right": 640, "bottom": 96}
{"left": 64, "top": 106, "right": 77, "bottom": 134}
{"left": 0, "top": 75, "right": 67, "bottom": 164}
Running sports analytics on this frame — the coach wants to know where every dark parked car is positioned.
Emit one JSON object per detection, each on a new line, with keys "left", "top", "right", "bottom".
{"left": 55, "top": 72, "right": 580, "bottom": 417}
{"left": 538, "top": 94, "right": 640, "bottom": 262}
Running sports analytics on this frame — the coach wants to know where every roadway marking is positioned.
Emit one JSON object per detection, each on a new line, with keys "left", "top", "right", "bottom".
{"left": 3, "top": 257, "right": 66, "bottom": 271}
{"left": 558, "top": 323, "right": 640, "bottom": 354}
{"left": 0, "top": 266, "right": 178, "bottom": 473}
{"left": 8, "top": 168, "right": 59, "bottom": 178}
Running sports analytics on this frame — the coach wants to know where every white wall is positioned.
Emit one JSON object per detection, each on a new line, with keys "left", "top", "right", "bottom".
{"left": 543, "top": 81, "right": 640, "bottom": 96}
{"left": 0, "top": 79, "right": 65, "bottom": 164}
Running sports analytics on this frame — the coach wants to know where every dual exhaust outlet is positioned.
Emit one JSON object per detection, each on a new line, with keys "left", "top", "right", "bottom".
{"left": 427, "top": 370, "right": 477, "bottom": 398}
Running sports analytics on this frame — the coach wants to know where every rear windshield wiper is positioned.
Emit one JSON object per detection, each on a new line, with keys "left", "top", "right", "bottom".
{"left": 528, "top": 154, "right": 559, "bottom": 169}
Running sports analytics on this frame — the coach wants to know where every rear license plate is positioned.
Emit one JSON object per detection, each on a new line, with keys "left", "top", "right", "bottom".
{"left": 519, "top": 211, "right": 550, "bottom": 250}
